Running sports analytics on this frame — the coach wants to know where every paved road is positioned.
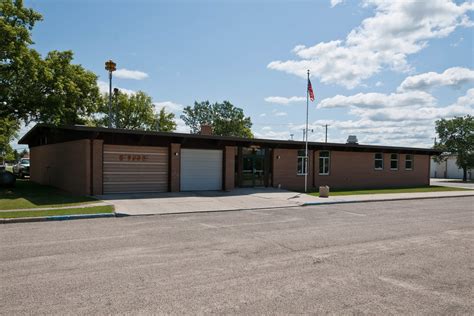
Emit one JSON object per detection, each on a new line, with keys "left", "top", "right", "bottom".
{"left": 1, "top": 197, "right": 473, "bottom": 314}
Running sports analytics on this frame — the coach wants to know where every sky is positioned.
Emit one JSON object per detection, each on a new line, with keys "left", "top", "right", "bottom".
{"left": 16, "top": 0, "right": 474, "bottom": 150}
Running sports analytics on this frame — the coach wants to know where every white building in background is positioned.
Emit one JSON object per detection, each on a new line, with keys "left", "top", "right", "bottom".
{"left": 431, "top": 155, "right": 473, "bottom": 179}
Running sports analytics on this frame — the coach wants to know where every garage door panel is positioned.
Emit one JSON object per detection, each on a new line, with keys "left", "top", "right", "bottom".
{"left": 103, "top": 173, "right": 167, "bottom": 182}
{"left": 103, "top": 145, "right": 169, "bottom": 194}
{"left": 103, "top": 164, "right": 168, "bottom": 173}
{"left": 103, "top": 183, "right": 168, "bottom": 194}
{"left": 180, "top": 149, "right": 222, "bottom": 191}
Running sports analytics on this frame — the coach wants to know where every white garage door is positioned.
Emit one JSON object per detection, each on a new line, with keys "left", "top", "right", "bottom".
{"left": 103, "top": 145, "right": 168, "bottom": 194}
{"left": 180, "top": 149, "right": 223, "bottom": 191}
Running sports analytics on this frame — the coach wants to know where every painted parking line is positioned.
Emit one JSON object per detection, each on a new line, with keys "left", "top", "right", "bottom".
{"left": 339, "top": 210, "right": 367, "bottom": 217}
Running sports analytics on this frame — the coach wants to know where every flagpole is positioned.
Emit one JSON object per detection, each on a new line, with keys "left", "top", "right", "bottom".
{"left": 305, "top": 69, "right": 309, "bottom": 193}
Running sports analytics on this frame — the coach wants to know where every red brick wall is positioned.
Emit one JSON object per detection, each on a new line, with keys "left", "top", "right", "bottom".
{"left": 272, "top": 149, "right": 314, "bottom": 191}
{"left": 170, "top": 143, "right": 181, "bottom": 192}
{"left": 30, "top": 139, "right": 91, "bottom": 195}
{"left": 92, "top": 139, "right": 103, "bottom": 195}
{"left": 224, "top": 146, "right": 236, "bottom": 191}
{"left": 313, "top": 151, "right": 430, "bottom": 189}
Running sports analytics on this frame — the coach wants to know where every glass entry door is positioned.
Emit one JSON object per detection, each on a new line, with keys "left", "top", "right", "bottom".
{"left": 242, "top": 155, "right": 265, "bottom": 187}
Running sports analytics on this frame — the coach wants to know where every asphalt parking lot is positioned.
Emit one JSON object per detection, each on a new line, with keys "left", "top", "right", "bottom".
{"left": 1, "top": 197, "right": 473, "bottom": 314}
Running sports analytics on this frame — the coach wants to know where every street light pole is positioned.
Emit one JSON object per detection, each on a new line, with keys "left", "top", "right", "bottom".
{"left": 105, "top": 60, "right": 117, "bottom": 128}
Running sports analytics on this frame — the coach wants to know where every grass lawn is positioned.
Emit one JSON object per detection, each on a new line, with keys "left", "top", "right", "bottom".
{"left": 0, "top": 205, "right": 114, "bottom": 219}
{"left": 0, "top": 179, "right": 98, "bottom": 210}
{"left": 309, "top": 186, "right": 472, "bottom": 196}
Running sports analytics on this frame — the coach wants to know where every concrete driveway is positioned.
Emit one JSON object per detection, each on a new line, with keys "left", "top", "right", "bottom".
{"left": 431, "top": 178, "right": 474, "bottom": 189}
{"left": 98, "top": 188, "right": 320, "bottom": 215}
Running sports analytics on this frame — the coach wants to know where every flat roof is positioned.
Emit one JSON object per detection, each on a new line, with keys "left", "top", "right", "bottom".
{"left": 19, "top": 124, "right": 442, "bottom": 155}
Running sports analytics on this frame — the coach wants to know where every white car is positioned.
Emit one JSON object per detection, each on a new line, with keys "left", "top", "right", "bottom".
{"left": 13, "top": 158, "right": 30, "bottom": 178}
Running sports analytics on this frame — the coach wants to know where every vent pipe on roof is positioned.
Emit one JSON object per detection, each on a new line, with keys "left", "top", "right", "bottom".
{"left": 346, "top": 135, "right": 358, "bottom": 144}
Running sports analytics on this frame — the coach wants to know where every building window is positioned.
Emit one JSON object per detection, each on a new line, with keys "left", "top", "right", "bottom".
{"left": 319, "top": 151, "right": 330, "bottom": 175}
{"left": 297, "top": 150, "right": 307, "bottom": 175}
{"left": 374, "top": 153, "right": 384, "bottom": 170}
{"left": 405, "top": 154, "right": 413, "bottom": 170}
{"left": 390, "top": 153, "right": 398, "bottom": 170}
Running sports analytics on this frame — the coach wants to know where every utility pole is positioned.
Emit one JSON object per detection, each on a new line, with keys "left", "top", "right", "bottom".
{"left": 113, "top": 88, "right": 120, "bottom": 128}
{"left": 105, "top": 60, "right": 117, "bottom": 128}
{"left": 324, "top": 124, "right": 329, "bottom": 143}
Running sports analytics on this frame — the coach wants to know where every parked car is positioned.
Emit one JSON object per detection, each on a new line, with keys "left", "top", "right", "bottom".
{"left": 13, "top": 158, "right": 30, "bottom": 178}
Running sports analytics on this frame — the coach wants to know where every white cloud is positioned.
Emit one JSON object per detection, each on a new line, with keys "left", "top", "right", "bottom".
{"left": 153, "top": 101, "right": 184, "bottom": 114}
{"left": 330, "top": 0, "right": 343, "bottom": 8}
{"left": 264, "top": 96, "right": 306, "bottom": 105}
{"left": 174, "top": 118, "right": 190, "bottom": 134}
{"left": 375, "top": 81, "right": 383, "bottom": 87}
{"left": 261, "top": 126, "right": 272, "bottom": 131}
{"left": 259, "top": 113, "right": 267, "bottom": 117}
{"left": 272, "top": 110, "right": 288, "bottom": 116}
{"left": 398, "top": 67, "right": 474, "bottom": 91}
{"left": 114, "top": 69, "right": 149, "bottom": 80}
{"left": 268, "top": 0, "right": 473, "bottom": 89}
{"left": 349, "top": 88, "right": 474, "bottom": 122}
{"left": 317, "top": 91, "right": 435, "bottom": 109}
{"left": 254, "top": 130, "right": 291, "bottom": 140}
{"left": 98, "top": 80, "right": 135, "bottom": 95}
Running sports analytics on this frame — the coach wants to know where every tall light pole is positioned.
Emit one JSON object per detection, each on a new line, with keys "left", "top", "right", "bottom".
{"left": 113, "top": 88, "right": 120, "bottom": 128}
{"left": 105, "top": 60, "right": 117, "bottom": 128}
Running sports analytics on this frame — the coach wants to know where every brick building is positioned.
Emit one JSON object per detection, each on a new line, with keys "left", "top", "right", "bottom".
{"left": 19, "top": 124, "right": 440, "bottom": 195}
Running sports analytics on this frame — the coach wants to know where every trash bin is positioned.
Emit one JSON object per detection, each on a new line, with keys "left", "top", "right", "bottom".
{"left": 319, "top": 185, "right": 329, "bottom": 198}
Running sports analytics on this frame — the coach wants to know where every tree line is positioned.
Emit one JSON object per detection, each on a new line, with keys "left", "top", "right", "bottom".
{"left": 0, "top": 0, "right": 253, "bottom": 160}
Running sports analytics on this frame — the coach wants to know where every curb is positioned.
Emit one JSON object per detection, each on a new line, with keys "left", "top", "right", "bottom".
{"left": 302, "top": 193, "right": 474, "bottom": 207}
{"left": 0, "top": 213, "right": 116, "bottom": 224}
{"left": 114, "top": 204, "right": 302, "bottom": 217}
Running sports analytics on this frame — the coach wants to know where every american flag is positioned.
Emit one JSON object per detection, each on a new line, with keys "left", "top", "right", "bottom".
{"left": 308, "top": 79, "right": 315, "bottom": 102}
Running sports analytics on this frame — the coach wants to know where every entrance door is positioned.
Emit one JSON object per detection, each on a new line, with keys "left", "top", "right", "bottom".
{"left": 242, "top": 155, "right": 265, "bottom": 187}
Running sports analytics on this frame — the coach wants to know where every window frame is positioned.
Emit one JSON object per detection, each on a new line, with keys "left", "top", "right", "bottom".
{"left": 297, "top": 150, "right": 308, "bottom": 176}
{"left": 374, "top": 153, "right": 384, "bottom": 170}
{"left": 390, "top": 153, "right": 399, "bottom": 170}
{"left": 405, "top": 154, "right": 413, "bottom": 170}
{"left": 319, "top": 150, "right": 330, "bottom": 176}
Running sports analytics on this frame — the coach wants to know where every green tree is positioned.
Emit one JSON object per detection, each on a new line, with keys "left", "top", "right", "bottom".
{"left": 1, "top": 1, "right": 100, "bottom": 125}
{"left": 181, "top": 100, "right": 253, "bottom": 137}
{"left": 0, "top": 118, "right": 20, "bottom": 161}
{"left": 153, "top": 107, "right": 177, "bottom": 132}
{"left": 32, "top": 50, "right": 100, "bottom": 125}
{"left": 1, "top": 0, "right": 42, "bottom": 121}
{"left": 94, "top": 91, "right": 175, "bottom": 131}
{"left": 435, "top": 115, "right": 474, "bottom": 182}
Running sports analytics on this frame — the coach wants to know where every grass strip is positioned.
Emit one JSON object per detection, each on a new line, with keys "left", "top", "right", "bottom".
{"left": 0, "top": 205, "right": 114, "bottom": 219}
{"left": 309, "top": 186, "right": 472, "bottom": 196}
{"left": 0, "top": 180, "right": 97, "bottom": 210}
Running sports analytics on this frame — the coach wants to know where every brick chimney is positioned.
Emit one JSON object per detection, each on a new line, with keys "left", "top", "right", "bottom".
{"left": 199, "top": 124, "right": 213, "bottom": 136}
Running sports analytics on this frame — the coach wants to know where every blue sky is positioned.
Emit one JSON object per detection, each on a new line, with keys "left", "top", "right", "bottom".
{"left": 17, "top": 0, "right": 474, "bottom": 149}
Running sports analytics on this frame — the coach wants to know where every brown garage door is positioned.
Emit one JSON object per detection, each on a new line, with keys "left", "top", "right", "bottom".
{"left": 103, "top": 145, "right": 168, "bottom": 194}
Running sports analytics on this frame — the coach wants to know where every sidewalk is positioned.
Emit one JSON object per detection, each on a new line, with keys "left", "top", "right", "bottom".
{"left": 301, "top": 190, "right": 474, "bottom": 206}
{"left": 100, "top": 188, "right": 474, "bottom": 216}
